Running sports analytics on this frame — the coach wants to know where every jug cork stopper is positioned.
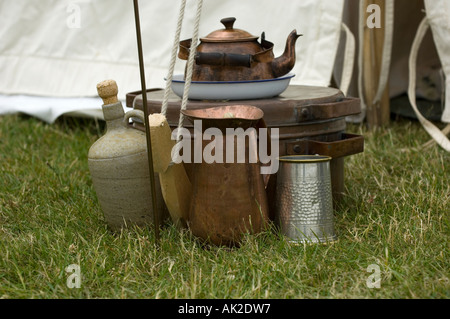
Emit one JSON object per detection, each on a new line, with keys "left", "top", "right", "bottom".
{"left": 97, "top": 80, "right": 119, "bottom": 105}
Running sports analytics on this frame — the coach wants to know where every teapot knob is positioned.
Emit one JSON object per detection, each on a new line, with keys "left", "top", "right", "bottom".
{"left": 221, "top": 17, "right": 236, "bottom": 30}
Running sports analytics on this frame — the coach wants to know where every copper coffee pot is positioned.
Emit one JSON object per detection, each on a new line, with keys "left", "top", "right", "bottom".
{"left": 178, "top": 17, "right": 302, "bottom": 82}
{"left": 148, "top": 105, "right": 270, "bottom": 247}
{"left": 181, "top": 105, "right": 270, "bottom": 247}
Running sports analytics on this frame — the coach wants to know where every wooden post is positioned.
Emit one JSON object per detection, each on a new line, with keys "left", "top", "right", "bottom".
{"left": 363, "top": 0, "right": 391, "bottom": 129}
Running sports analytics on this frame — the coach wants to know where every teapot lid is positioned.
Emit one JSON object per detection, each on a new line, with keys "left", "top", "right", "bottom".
{"left": 201, "top": 17, "right": 259, "bottom": 43}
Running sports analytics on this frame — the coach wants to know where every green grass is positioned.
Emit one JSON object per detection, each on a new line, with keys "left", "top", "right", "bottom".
{"left": 0, "top": 114, "right": 448, "bottom": 299}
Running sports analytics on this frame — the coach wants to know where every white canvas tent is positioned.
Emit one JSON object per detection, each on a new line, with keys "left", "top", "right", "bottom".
{"left": 0, "top": 0, "right": 345, "bottom": 121}
{"left": 0, "top": 0, "right": 449, "bottom": 150}
{"left": 338, "top": 0, "right": 450, "bottom": 150}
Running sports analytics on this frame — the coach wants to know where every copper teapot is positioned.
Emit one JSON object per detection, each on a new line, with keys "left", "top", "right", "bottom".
{"left": 178, "top": 17, "right": 302, "bottom": 82}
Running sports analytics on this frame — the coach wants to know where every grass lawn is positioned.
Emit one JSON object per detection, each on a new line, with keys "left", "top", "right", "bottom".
{"left": 0, "top": 113, "right": 448, "bottom": 299}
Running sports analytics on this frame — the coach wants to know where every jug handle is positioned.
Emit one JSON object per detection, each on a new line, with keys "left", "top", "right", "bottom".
{"left": 124, "top": 109, "right": 146, "bottom": 126}
{"left": 256, "top": 118, "right": 272, "bottom": 189}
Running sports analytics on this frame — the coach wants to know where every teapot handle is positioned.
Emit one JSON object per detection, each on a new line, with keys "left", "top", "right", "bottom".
{"left": 195, "top": 52, "right": 252, "bottom": 68}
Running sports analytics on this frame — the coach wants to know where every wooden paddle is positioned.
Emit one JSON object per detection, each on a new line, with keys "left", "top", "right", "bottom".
{"left": 149, "top": 113, "right": 191, "bottom": 228}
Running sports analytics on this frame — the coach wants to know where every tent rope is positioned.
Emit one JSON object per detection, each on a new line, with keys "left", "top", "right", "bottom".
{"left": 408, "top": 17, "right": 450, "bottom": 152}
{"left": 339, "top": 23, "right": 355, "bottom": 97}
{"left": 347, "top": 0, "right": 368, "bottom": 124}
{"left": 373, "top": 0, "right": 394, "bottom": 105}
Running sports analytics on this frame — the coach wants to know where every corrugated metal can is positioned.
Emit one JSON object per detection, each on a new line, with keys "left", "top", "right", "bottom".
{"left": 275, "top": 155, "right": 337, "bottom": 244}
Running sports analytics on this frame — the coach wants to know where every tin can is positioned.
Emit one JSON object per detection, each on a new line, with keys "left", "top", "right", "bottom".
{"left": 275, "top": 155, "right": 337, "bottom": 244}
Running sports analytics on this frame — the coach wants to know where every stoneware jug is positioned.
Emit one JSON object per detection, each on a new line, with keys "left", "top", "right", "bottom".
{"left": 88, "top": 80, "right": 165, "bottom": 231}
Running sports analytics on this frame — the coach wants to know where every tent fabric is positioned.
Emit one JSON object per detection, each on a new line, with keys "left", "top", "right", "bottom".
{"left": 349, "top": 0, "right": 395, "bottom": 124}
{"left": 387, "top": 0, "right": 442, "bottom": 102}
{"left": 340, "top": 0, "right": 444, "bottom": 105}
{"left": 0, "top": 0, "right": 345, "bottom": 123}
{"left": 424, "top": 0, "right": 450, "bottom": 124}
{"left": 0, "top": 94, "right": 123, "bottom": 123}
{"left": 408, "top": 17, "right": 450, "bottom": 152}
{"left": 405, "top": 0, "right": 450, "bottom": 151}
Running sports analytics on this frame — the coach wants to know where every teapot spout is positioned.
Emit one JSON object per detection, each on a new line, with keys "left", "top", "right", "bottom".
{"left": 272, "top": 30, "right": 302, "bottom": 78}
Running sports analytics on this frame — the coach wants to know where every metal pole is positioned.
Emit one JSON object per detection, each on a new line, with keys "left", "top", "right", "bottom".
{"left": 133, "top": 0, "right": 160, "bottom": 245}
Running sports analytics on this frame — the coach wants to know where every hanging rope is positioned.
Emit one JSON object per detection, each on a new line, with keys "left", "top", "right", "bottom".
{"left": 133, "top": 0, "right": 203, "bottom": 162}
{"left": 161, "top": 0, "right": 187, "bottom": 116}
{"left": 171, "top": 0, "right": 204, "bottom": 163}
